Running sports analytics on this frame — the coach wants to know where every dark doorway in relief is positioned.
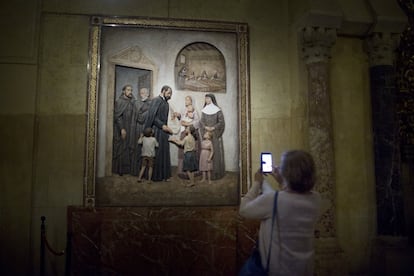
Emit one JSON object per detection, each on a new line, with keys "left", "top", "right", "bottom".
{"left": 115, "top": 65, "right": 152, "bottom": 100}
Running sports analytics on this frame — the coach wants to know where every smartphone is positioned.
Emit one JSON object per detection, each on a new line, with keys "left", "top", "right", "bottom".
{"left": 261, "top": 152, "right": 273, "bottom": 173}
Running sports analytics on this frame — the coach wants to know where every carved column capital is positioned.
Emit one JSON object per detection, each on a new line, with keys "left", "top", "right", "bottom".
{"left": 301, "top": 27, "right": 337, "bottom": 64}
{"left": 364, "top": 32, "right": 399, "bottom": 66}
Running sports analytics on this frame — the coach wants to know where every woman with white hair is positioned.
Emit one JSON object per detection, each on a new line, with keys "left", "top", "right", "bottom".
{"left": 239, "top": 150, "right": 321, "bottom": 276}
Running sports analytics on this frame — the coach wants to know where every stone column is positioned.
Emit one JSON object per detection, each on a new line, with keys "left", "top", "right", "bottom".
{"left": 302, "top": 26, "right": 337, "bottom": 237}
{"left": 366, "top": 27, "right": 414, "bottom": 274}
{"left": 364, "top": 32, "right": 405, "bottom": 236}
{"left": 396, "top": 0, "right": 414, "bottom": 245}
{"left": 301, "top": 26, "right": 347, "bottom": 276}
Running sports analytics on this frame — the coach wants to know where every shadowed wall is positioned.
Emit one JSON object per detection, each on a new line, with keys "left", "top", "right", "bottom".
{"left": 1, "top": 0, "right": 408, "bottom": 275}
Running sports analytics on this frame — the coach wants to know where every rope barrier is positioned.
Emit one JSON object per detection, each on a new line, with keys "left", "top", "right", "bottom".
{"left": 40, "top": 216, "right": 66, "bottom": 276}
{"left": 42, "top": 233, "right": 65, "bottom": 256}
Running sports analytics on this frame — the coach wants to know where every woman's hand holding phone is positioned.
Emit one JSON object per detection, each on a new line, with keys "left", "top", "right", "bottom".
{"left": 254, "top": 169, "right": 264, "bottom": 184}
{"left": 270, "top": 166, "right": 283, "bottom": 185}
{"left": 261, "top": 152, "right": 273, "bottom": 173}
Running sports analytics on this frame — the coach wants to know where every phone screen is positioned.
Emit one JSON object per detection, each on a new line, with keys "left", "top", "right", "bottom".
{"left": 261, "top": 152, "right": 273, "bottom": 173}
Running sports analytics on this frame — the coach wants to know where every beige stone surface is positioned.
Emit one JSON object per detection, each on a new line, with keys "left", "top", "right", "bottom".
{"left": 330, "top": 37, "right": 376, "bottom": 273}
{"left": 42, "top": 0, "right": 167, "bottom": 17}
{"left": 0, "top": 4, "right": 39, "bottom": 272}
{"left": 38, "top": 15, "right": 89, "bottom": 115}
{"left": 0, "top": 64, "right": 37, "bottom": 115}
{"left": 0, "top": 0, "right": 39, "bottom": 63}
{"left": 32, "top": 115, "right": 85, "bottom": 207}
{"left": 0, "top": 115, "right": 34, "bottom": 275}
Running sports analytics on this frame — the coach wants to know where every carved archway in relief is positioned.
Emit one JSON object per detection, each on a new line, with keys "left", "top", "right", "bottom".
{"left": 105, "top": 46, "right": 159, "bottom": 175}
{"left": 174, "top": 42, "right": 226, "bottom": 93}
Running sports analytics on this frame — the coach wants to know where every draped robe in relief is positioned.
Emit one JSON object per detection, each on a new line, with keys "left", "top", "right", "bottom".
{"left": 130, "top": 98, "right": 151, "bottom": 176}
{"left": 144, "top": 96, "right": 171, "bottom": 181}
{"left": 199, "top": 107, "right": 225, "bottom": 180}
{"left": 112, "top": 94, "right": 135, "bottom": 175}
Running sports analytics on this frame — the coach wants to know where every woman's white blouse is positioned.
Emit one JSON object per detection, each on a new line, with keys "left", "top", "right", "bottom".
{"left": 240, "top": 180, "right": 321, "bottom": 276}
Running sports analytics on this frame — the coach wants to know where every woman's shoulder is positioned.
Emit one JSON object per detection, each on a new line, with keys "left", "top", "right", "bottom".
{"left": 309, "top": 190, "right": 321, "bottom": 201}
{"left": 279, "top": 190, "right": 321, "bottom": 201}
{"left": 277, "top": 191, "right": 321, "bottom": 216}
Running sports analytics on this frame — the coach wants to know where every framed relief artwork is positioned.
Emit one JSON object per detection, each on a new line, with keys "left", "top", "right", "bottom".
{"left": 84, "top": 16, "right": 251, "bottom": 207}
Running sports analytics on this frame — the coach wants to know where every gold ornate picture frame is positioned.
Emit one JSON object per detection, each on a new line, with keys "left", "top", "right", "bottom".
{"left": 84, "top": 16, "right": 251, "bottom": 207}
